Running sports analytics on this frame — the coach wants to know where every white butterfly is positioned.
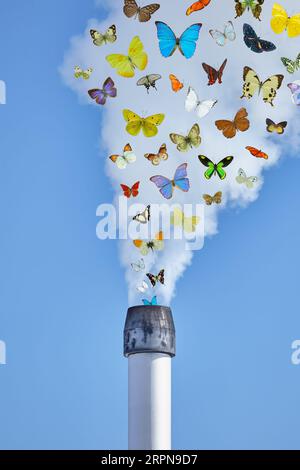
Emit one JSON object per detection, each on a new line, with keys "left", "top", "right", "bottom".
{"left": 209, "top": 21, "right": 236, "bottom": 47}
{"left": 185, "top": 87, "right": 217, "bottom": 119}
{"left": 137, "top": 280, "right": 149, "bottom": 294}
{"left": 133, "top": 205, "right": 151, "bottom": 224}
{"left": 131, "top": 258, "right": 145, "bottom": 272}
{"left": 109, "top": 144, "right": 136, "bottom": 170}
{"left": 236, "top": 169, "right": 258, "bottom": 189}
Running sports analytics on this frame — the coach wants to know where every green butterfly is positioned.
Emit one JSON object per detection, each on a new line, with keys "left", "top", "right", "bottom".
{"left": 281, "top": 53, "right": 300, "bottom": 74}
{"left": 198, "top": 155, "right": 234, "bottom": 180}
{"left": 235, "top": 0, "right": 264, "bottom": 21}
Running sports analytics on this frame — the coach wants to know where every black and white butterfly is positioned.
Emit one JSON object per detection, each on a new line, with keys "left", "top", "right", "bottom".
{"left": 133, "top": 205, "right": 151, "bottom": 224}
{"left": 243, "top": 23, "right": 276, "bottom": 53}
{"left": 137, "top": 74, "right": 162, "bottom": 93}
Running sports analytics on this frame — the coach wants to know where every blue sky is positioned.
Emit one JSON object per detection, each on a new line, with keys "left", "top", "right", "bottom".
{"left": 0, "top": 0, "right": 300, "bottom": 450}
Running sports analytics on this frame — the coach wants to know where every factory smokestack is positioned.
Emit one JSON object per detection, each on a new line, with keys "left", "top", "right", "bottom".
{"left": 124, "top": 305, "right": 176, "bottom": 451}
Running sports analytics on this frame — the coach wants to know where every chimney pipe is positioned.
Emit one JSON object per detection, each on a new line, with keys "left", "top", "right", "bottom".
{"left": 124, "top": 305, "right": 176, "bottom": 450}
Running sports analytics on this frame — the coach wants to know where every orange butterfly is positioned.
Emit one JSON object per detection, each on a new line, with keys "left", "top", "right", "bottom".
{"left": 215, "top": 108, "right": 250, "bottom": 139}
{"left": 186, "top": 0, "right": 211, "bottom": 16}
{"left": 246, "top": 146, "right": 269, "bottom": 160}
{"left": 169, "top": 74, "right": 184, "bottom": 92}
{"left": 144, "top": 144, "right": 168, "bottom": 166}
{"left": 120, "top": 181, "right": 140, "bottom": 198}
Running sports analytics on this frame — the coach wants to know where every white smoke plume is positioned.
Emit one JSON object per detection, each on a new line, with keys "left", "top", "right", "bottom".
{"left": 60, "top": 0, "right": 300, "bottom": 305}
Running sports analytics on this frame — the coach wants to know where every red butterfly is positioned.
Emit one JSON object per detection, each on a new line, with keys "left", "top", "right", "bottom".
{"left": 202, "top": 59, "right": 227, "bottom": 86}
{"left": 120, "top": 181, "right": 140, "bottom": 198}
{"left": 246, "top": 146, "right": 269, "bottom": 160}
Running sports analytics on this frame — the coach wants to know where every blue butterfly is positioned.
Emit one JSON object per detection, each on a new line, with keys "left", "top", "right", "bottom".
{"left": 155, "top": 22, "right": 202, "bottom": 59}
{"left": 150, "top": 163, "right": 190, "bottom": 200}
{"left": 142, "top": 296, "right": 158, "bottom": 306}
{"left": 243, "top": 24, "right": 276, "bottom": 54}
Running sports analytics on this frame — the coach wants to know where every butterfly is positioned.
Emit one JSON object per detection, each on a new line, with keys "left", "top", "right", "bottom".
{"left": 170, "top": 124, "right": 201, "bottom": 152}
{"left": 266, "top": 118, "right": 287, "bottom": 134}
{"left": 243, "top": 24, "right": 276, "bottom": 53}
{"left": 74, "top": 66, "right": 93, "bottom": 79}
{"left": 133, "top": 232, "right": 164, "bottom": 256}
{"left": 215, "top": 108, "right": 250, "bottom": 139}
{"left": 281, "top": 54, "right": 300, "bottom": 74}
{"left": 120, "top": 181, "right": 140, "bottom": 198}
{"left": 133, "top": 205, "right": 151, "bottom": 224}
{"left": 271, "top": 3, "right": 300, "bottom": 37}
{"left": 106, "top": 36, "right": 148, "bottom": 78}
{"left": 109, "top": 143, "right": 136, "bottom": 169}
{"left": 88, "top": 77, "right": 117, "bottom": 105}
{"left": 235, "top": 0, "right": 264, "bottom": 21}
{"left": 123, "top": 109, "right": 165, "bottom": 137}
{"left": 144, "top": 144, "right": 168, "bottom": 166}
{"left": 236, "top": 168, "right": 258, "bottom": 188}
{"left": 123, "top": 0, "right": 160, "bottom": 22}
{"left": 169, "top": 74, "right": 184, "bottom": 92}
{"left": 203, "top": 192, "right": 223, "bottom": 205}
{"left": 150, "top": 164, "right": 190, "bottom": 200}
{"left": 146, "top": 269, "right": 165, "bottom": 287}
{"left": 245, "top": 146, "right": 268, "bottom": 160}
{"left": 131, "top": 258, "right": 145, "bottom": 272}
{"left": 137, "top": 74, "right": 162, "bottom": 93}
{"left": 198, "top": 155, "right": 234, "bottom": 180}
{"left": 185, "top": 87, "right": 217, "bottom": 119}
{"left": 209, "top": 21, "right": 236, "bottom": 47}
{"left": 287, "top": 81, "right": 300, "bottom": 105}
{"left": 155, "top": 22, "right": 202, "bottom": 59}
{"left": 137, "top": 281, "right": 149, "bottom": 293}
{"left": 202, "top": 59, "right": 227, "bottom": 86}
{"left": 142, "top": 296, "right": 158, "bottom": 306}
{"left": 90, "top": 25, "right": 117, "bottom": 46}
{"left": 241, "top": 67, "right": 284, "bottom": 107}
{"left": 186, "top": 0, "right": 212, "bottom": 16}
{"left": 170, "top": 208, "right": 200, "bottom": 233}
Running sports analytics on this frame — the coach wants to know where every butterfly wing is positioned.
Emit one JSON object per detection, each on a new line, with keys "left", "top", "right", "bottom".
{"left": 261, "top": 74, "right": 284, "bottom": 106}
{"left": 287, "top": 14, "right": 300, "bottom": 38}
{"left": 179, "top": 23, "right": 202, "bottom": 59}
{"left": 281, "top": 57, "right": 296, "bottom": 74}
{"left": 155, "top": 22, "right": 177, "bottom": 58}
{"left": 183, "top": 216, "right": 200, "bottom": 233}
{"left": 147, "top": 74, "right": 162, "bottom": 87}
{"left": 123, "top": 109, "right": 143, "bottom": 135}
{"left": 131, "top": 181, "right": 140, "bottom": 197}
{"left": 250, "top": 0, "right": 264, "bottom": 20}
{"left": 215, "top": 119, "right": 237, "bottom": 139}
{"left": 138, "top": 4, "right": 160, "bottom": 22}
{"left": 216, "top": 156, "right": 234, "bottom": 179}
{"left": 173, "top": 163, "right": 190, "bottom": 193}
{"left": 209, "top": 29, "right": 226, "bottom": 46}
{"left": 271, "top": 3, "right": 288, "bottom": 34}
{"left": 74, "top": 66, "right": 82, "bottom": 78}
{"left": 121, "top": 184, "right": 132, "bottom": 198}
{"left": 236, "top": 168, "right": 247, "bottom": 185}
{"left": 88, "top": 89, "right": 106, "bottom": 105}
{"left": 234, "top": 107, "right": 250, "bottom": 132}
{"left": 213, "top": 192, "right": 223, "bottom": 204}
{"left": 103, "top": 77, "right": 117, "bottom": 97}
{"left": 202, "top": 63, "right": 218, "bottom": 85}
{"left": 146, "top": 273, "right": 157, "bottom": 287}
{"left": 171, "top": 207, "right": 184, "bottom": 227}
{"left": 106, "top": 54, "right": 135, "bottom": 78}
{"left": 169, "top": 74, "right": 184, "bottom": 92}
{"left": 217, "top": 59, "right": 227, "bottom": 83}
{"left": 186, "top": 0, "right": 211, "bottom": 16}
{"left": 224, "top": 21, "right": 236, "bottom": 42}
{"left": 241, "top": 66, "right": 261, "bottom": 100}
{"left": 246, "top": 146, "right": 268, "bottom": 159}
{"left": 128, "top": 36, "right": 148, "bottom": 71}
{"left": 170, "top": 133, "right": 189, "bottom": 152}
{"left": 185, "top": 87, "right": 199, "bottom": 112}
{"left": 123, "top": 0, "right": 138, "bottom": 18}
{"left": 142, "top": 114, "right": 165, "bottom": 138}
{"left": 188, "top": 123, "right": 201, "bottom": 148}
{"left": 243, "top": 23, "right": 261, "bottom": 52}
{"left": 105, "top": 25, "right": 117, "bottom": 43}
{"left": 142, "top": 296, "right": 158, "bottom": 306}
{"left": 197, "top": 100, "right": 218, "bottom": 119}
{"left": 198, "top": 155, "right": 216, "bottom": 179}
{"left": 150, "top": 175, "right": 173, "bottom": 199}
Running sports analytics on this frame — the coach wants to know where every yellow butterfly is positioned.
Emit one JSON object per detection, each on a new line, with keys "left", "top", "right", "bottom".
{"left": 170, "top": 208, "right": 200, "bottom": 234}
{"left": 271, "top": 3, "right": 300, "bottom": 37}
{"left": 106, "top": 36, "right": 148, "bottom": 78}
{"left": 123, "top": 109, "right": 165, "bottom": 137}
{"left": 74, "top": 66, "right": 93, "bottom": 79}
{"left": 241, "top": 67, "right": 284, "bottom": 106}
{"left": 133, "top": 232, "right": 164, "bottom": 256}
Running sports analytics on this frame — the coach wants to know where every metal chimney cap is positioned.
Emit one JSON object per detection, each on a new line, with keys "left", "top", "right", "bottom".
{"left": 123, "top": 305, "right": 176, "bottom": 358}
